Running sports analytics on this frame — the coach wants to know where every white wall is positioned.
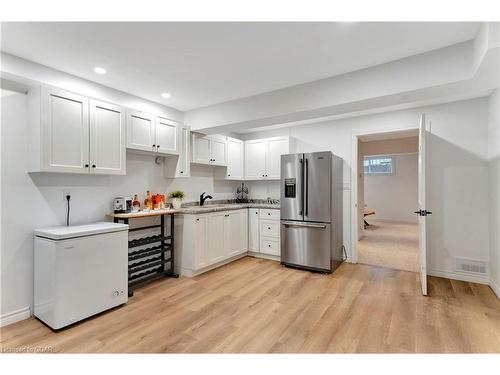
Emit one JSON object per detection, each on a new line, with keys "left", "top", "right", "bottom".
{"left": 242, "top": 97, "right": 491, "bottom": 282}
{"left": 488, "top": 89, "right": 500, "bottom": 297}
{"left": 0, "top": 93, "right": 238, "bottom": 323}
{"left": 364, "top": 153, "right": 418, "bottom": 223}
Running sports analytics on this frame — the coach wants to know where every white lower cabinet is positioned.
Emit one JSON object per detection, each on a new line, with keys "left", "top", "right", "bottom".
{"left": 248, "top": 208, "right": 281, "bottom": 257}
{"left": 249, "top": 208, "right": 260, "bottom": 251}
{"left": 177, "top": 209, "right": 249, "bottom": 276}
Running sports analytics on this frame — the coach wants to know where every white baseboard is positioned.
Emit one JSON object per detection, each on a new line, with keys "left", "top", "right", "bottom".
{"left": 247, "top": 251, "right": 280, "bottom": 262}
{"left": 428, "top": 269, "right": 489, "bottom": 285}
{"left": 179, "top": 253, "right": 248, "bottom": 277}
{"left": 0, "top": 307, "right": 31, "bottom": 327}
{"left": 490, "top": 278, "right": 500, "bottom": 300}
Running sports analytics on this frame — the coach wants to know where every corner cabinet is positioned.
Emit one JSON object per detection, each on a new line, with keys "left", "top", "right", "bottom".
{"left": 191, "top": 133, "right": 227, "bottom": 166}
{"left": 127, "top": 111, "right": 179, "bottom": 155}
{"left": 175, "top": 209, "right": 248, "bottom": 277}
{"left": 244, "top": 136, "right": 291, "bottom": 180}
{"left": 28, "top": 86, "right": 126, "bottom": 175}
{"left": 164, "top": 125, "right": 191, "bottom": 178}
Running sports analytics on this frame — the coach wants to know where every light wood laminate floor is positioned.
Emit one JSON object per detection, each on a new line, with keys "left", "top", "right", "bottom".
{"left": 1, "top": 257, "right": 499, "bottom": 353}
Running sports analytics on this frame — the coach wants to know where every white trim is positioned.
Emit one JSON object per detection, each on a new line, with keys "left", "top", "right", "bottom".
{"left": 351, "top": 126, "right": 419, "bottom": 264}
{"left": 247, "top": 251, "right": 280, "bottom": 262}
{"left": 428, "top": 269, "right": 489, "bottom": 285}
{"left": 177, "top": 253, "right": 247, "bottom": 277}
{"left": 490, "top": 278, "right": 500, "bottom": 300}
{"left": 0, "top": 307, "right": 31, "bottom": 327}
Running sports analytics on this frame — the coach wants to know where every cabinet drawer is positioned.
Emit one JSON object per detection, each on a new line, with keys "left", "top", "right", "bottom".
{"left": 260, "top": 220, "right": 280, "bottom": 238}
{"left": 259, "top": 209, "right": 280, "bottom": 220}
{"left": 260, "top": 237, "right": 280, "bottom": 256}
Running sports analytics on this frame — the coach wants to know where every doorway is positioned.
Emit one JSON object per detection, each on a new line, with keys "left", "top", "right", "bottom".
{"left": 353, "top": 129, "right": 420, "bottom": 272}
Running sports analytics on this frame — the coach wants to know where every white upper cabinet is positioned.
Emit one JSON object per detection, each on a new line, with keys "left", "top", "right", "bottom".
{"left": 39, "top": 87, "right": 90, "bottom": 173}
{"left": 28, "top": 86, "right": 126, "bottom": 175}
{"left": 156, "top": 116, "right": 178, "bottom": 155}
{"left": 164, "top": 125, "right": 190, "bottom": 178}
{"left": 191, "top": 133, "right": 227, "bottom": 166}
{"left": 127, "top": 111, "right": 179, "bottom": 155}
{"left": 266, "top": 136, "right": 290, "bottom": 179}
{"left": 244, "top": 136, "right": 290, "bottom": 180}
{"left": 225, "top": 137, "right": 244, "bottom": 180}
{"left": 244, "top": 139, "right": 266, "bottom": 179}
{"left": 127, "top": 110, "right": 155, "bottom": 152}
{"left": 89, "top": 100, "right": 126, "bottom": 175}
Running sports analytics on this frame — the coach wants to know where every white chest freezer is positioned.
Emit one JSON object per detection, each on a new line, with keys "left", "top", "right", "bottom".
{"left": 34, "top": 222, "right": 129, "bottom": 329}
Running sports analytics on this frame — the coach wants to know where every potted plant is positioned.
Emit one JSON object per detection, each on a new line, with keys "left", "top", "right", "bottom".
{"left": 169, "top": 190, "right": 185, "bottom": 209}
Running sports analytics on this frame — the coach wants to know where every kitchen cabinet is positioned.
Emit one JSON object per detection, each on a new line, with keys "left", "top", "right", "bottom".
{"left": 191, "top": 133, "right": 227, "bottom": 166}
{"left": 193, "top": 215, "right": 208, "bottom": 270}
{"left": 164, "top": 125, "right": 190, "bottom": 178}
{"left": 248, "top": 208, "right": 281, "bottom": 257}
{"left": 28, "top": 86, "right": 126, "bottom": 175}
{"left": 248, "top": 208, "right": 260, "bottom": 251}
{"left": 207, "top": 212, "right": 226, "bottom": 264}
{"left": 244, "top": 139, "right": 266, "bottom": 179}
{"left": 225, "top": 137, "right": 244, "bottom": 180}
{"left": 244, "top": 136, "right": 290, "bottom": 180}
{"left": 127, "top": 110, "right": 179, "bottom": 155}
{"left": 156, "top": 116, "right": 178, "bottom": 155}
{"left": 176, "top": 208, "right": 248, "bottom": 276}
{"left": 89, "top": 100, "right": 126, "bottom": 175}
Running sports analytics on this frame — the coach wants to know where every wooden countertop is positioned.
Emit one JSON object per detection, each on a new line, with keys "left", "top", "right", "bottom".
{"left": 107, "top": 209, "right": 181, "bottom": 219}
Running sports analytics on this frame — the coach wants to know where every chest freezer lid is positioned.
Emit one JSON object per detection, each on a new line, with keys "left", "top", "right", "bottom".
{"left": 34, "top": 222, "right": 129, "bottom": 240}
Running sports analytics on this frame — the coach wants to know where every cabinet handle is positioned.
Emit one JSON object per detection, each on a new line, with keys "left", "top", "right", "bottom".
{"left": 268, "top": 244, "right": 271, "bottom": 247}
{"left": 180, "top": 171, "right": 184, "bottom": 174}
{"left": 268, "top": 227, "right": 271, "bottom": 230}
{"left": 196, "top": 218, "right": 200, "bottom": 222}
{"left": 92, "top": 164, "right": 96, "bottom": 168}
{"left": 262, "top": 174, "right": 265, "bottom": 177}
{"left": 268, "top": 213, "right": 271, "bottom": 216}
{"left": 84, "top": 164, "right": 89, "bottom": 168}
{"left": 265, "top": 174, "right": 268, "bottom": 177}
{"left": 157, "top": 145, "right": 160, "bottom": 148}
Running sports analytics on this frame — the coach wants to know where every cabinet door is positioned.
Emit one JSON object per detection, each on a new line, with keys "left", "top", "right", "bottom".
{"left": 193, "top": 215, "right": 208, "bottom": 270}
{"left": 192, "top": 133, "right": 211, "bottom": 164}
{"left": 248, "top": 209, "right": 260, "bottom": 252}
{"left": 226, "top": 211, "right": 242, "bottom": 257}
{"left": 206, "top": 212, "right": 226, "bottom": 264}
{"left": 240, "top": 209, "right": 249, "bottom": 251}
{"left": 211, "top": 136, "right": 227, "bottom": 166}
{"left": 244, "top": 139, "right": 266, "bottom": 180}
{"left": 226, "top": 137, "right": 243, "bottom": 179}
{"left": 266, "top": 137, "right": 289, "bottom": 179}
{"left": 127, "top": 110, "right": 154, "bottom": 152}
{"left": 89, "top": 100, "right": 126, "bottom": 175}
{"left": 41, "top": 87, "right": 89, "bottom": 173}
{"left": 156, "top": 116, "right": 178, "bottom": 155}
{"left": 178, "top": 126, "right": 190, "bottom": 177}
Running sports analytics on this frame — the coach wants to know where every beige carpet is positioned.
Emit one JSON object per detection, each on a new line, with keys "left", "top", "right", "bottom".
{"left": 358, "top": 221, "right": 419, "bottom": 272}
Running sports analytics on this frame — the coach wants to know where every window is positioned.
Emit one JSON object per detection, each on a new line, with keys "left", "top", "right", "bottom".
{"left": 363, "top": 156, "right": 395, "bottom": 175}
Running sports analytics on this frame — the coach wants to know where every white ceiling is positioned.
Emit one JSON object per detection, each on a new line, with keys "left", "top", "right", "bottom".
{"left": 1, "top": 22, "right": 480, "bottom": 111}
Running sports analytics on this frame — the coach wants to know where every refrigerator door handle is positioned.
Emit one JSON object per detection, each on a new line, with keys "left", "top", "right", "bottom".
{"left": 282, "top": 221, "right": 327, "bottom": 229}
{"left": 299, "top": 158, "right": 304, "bottom": 216}
{"left": 305, "top": 157, "right": 309, "bottom": 216}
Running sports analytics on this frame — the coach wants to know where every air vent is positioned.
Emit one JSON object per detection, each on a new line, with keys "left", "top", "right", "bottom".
{"left": 455, "top": 258, "right": 487, "bottom": 275}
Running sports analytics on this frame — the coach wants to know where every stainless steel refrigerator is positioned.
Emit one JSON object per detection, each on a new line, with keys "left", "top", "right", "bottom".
{"left": 280, "top": 151, "right": 344, "bottom": 273}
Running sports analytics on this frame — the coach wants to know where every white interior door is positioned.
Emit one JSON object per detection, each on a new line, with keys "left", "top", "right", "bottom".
{"left": 417, "top": 114, "right": 429, "bottom": 296}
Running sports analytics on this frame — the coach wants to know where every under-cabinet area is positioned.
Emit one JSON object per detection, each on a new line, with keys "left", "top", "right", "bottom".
{"left": 175, "top": 206, "right": 280, "bottom": 276}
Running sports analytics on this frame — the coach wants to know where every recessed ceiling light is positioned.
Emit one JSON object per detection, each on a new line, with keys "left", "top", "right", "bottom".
{"left": 93, "top": 67, "right": 107, "bottom": 75}
{"left": 161, "top": 92, "right": 171, "bottom": 99}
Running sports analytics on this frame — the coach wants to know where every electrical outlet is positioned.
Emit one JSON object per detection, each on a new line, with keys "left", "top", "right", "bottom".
{"left": 63, "top": 189, "right": 72, "bottom": 200}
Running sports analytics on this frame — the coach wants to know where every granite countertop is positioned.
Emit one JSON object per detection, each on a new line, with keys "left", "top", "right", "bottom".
{"left": 178, "top": 200, "right": 280, "bottom": 214}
